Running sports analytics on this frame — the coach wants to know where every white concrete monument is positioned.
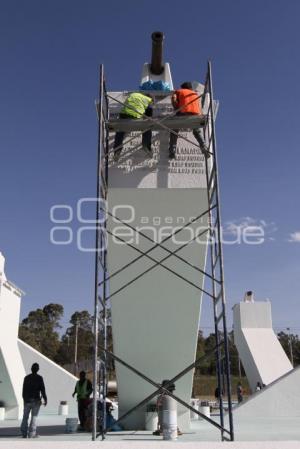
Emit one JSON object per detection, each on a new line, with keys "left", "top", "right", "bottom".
{"left": 107, "top": 60, "right": 211, "bottom": 429}
{"left": 233, "top": 294, "right": 292, "bottom": 393}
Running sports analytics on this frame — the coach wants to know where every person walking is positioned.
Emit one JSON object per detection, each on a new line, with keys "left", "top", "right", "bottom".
{"left": 237, "top": 382, "right": 243, "bottom": 403}
{"left": 214, "top": 386, "right": 221, "bottom": 405}
{"left": 255, "top": 381, "right": 262, "bottom": 391}
{"left": 20, "top": 363, "right": 47, "bottom": 438}
{"left": 72, "top": 371, "right": 93, "bottom": 430}
{"left": 169, "top": 82, "right": 209, "bottom": 159}
{"left": 113, "top": 92, "right": 153, "bottom": 161}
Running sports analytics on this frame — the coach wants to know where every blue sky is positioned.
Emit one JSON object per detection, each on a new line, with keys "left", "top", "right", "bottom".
{"left": 1, "top": 0, "right": 299, "bottom": 333}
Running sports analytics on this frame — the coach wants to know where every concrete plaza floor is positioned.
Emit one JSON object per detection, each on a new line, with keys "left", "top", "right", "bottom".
{"left": 1, "top": 413, "right": 300, "bottom": 448}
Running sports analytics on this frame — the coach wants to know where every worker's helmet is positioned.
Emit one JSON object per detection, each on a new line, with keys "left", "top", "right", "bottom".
{"left": 161, "top": 379, "right": 175, "bottom": 392}
{"left": 181, "top": 81, "right": 193, "bottom": 89}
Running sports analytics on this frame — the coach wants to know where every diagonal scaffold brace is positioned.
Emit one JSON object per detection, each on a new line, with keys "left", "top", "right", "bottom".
{"left": 93, "top": 61, "right": 234, "bottom": 442}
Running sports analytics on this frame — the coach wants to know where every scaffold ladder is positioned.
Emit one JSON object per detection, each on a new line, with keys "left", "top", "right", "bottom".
{"left": 93, "top": 61, "right": 234, "bottom": 442}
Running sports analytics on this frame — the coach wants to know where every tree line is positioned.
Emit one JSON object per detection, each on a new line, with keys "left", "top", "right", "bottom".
{"left": 18, "top": 303, "right": 298, "bottom": 376}
{"left": 19, "top": 303, "right": 94, "bottom": 368}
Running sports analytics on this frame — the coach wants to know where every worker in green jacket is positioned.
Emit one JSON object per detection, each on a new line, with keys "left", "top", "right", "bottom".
{"left": 113, "top": 92, "right": 153, "bottom": 161}
{"left": 72, "top": 371, "right": 93, "bottom": 430}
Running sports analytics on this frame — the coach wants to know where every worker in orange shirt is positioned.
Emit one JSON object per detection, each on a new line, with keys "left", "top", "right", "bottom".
{"left": 169, "top": 82, "right": 209, "bottom": 159}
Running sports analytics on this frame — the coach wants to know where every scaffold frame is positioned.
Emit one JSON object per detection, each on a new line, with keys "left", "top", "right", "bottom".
{"left": 93, "top": 61, "right": 234, "bottom": 441}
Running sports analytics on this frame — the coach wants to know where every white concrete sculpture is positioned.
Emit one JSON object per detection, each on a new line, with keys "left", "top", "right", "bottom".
{"left": 0, "top": 252, "right": 26, "bottom": 419}
{"left": 0, "top": 252, "right": 78, "bottom": 419}
{"left": 233, "top": 296, "right": 292, "bottom": 392}
{"left": 107, "top": 63, "right": 211, "bottom": 429}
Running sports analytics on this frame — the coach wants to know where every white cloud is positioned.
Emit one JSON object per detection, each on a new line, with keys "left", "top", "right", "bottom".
{"left": 224, "top": 216, "right": 277, "bottom": 238}
{"left": 288, "top": 232, "right": 300, "bottom": 243}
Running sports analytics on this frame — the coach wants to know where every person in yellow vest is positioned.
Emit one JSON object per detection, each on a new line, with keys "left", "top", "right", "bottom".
{"left": 72, "top": 371, "right": 93, "bottom": 430}
{"left": 113, "top": 92, "right": 153, "bottom": 161}
{"left": 169, "top": 82, "right": 209, "bottom": 159}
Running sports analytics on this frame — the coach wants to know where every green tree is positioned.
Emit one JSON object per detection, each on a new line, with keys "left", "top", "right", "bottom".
{"left": 56, "top": 310, "right": 94, "bottom": 366}
{"left": 19, "top": 303, "right": 64, "bottom": 360}
{"left": 43, "top": 303, "right": 64, "bottom": 327}
{"left": 203, "top": 333, "right": 217, "bottom": 375}
{"left": 228, "top": 331, "right": 241, "bottom": 377}
{"left": 195, "top": 330, "right": 205, "bottom": 375}
{"left": 195, "top": 330, "right": 241, "bottom": 376}
{"left": 277, "top": 331, "right": 300, "bottom": 366}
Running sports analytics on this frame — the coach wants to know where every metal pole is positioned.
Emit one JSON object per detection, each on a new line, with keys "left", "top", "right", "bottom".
{"left": 92, "top": 64, "right": 104, "bottom": 441}
{"left": 238, "top": 357, "right": 242, "bottom": 379}
{"left": 203, "top": 78, "right": 225, "bottom": 438}
{"left": 207, "top": 60, "right": 234, "bottom": 441}
{"left": 287, "top": 327, "right": 294, "bottom": 367}
{"left": 100, "top": 74, "right": 110, "bottom": 441}
{"left": 74, "top": 320, "right": 79, "bottom": 375}
{"left": 101, "top": 272, "right": 108, "bottom": 440}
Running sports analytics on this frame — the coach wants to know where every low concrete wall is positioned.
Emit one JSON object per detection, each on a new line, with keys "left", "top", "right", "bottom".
{"left": 233, "top": 366, "right": 300, "bottom": 419}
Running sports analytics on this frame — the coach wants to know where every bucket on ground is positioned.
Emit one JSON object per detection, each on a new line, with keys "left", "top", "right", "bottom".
{"left": 145, "top": 403, "right": 158, "bottom": 431}
{"left": 65, "top": 417, "right": 78, "bottom": 433}
{"left": 162, "top": 395, "right": 177, "bottom": 440}
{"left": 58, "top": 401, "right": 69, "bottom": 416}
{"left": 199, "top": 400, "right": 210, "bottom": 419}
{"left": 190, "top": 398, "right": 199, "bottom": 419}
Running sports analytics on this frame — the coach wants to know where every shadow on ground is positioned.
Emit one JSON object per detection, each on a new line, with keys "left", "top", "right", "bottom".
{"left": 0, "top": 425, "right": 66, "bottom": 438}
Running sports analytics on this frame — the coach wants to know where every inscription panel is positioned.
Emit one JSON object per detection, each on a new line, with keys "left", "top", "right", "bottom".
{"left": 108, "top": 92, "right": 210, "bottom": 189}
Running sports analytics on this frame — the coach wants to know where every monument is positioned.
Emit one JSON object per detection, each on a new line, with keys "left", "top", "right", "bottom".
{"left": 107, "top": 32, "right": 211, "bottom": 429}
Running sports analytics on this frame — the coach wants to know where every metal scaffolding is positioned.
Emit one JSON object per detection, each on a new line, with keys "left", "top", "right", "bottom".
{"left": 93, "top": 62, "right": 234, "bottom": 441}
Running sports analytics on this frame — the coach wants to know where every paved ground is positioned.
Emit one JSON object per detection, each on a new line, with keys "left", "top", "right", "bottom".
{"left": 1, "top": 413, "right": 300, "bottom": 448}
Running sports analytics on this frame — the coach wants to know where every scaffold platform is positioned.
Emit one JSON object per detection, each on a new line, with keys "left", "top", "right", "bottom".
{"left": 108, "top": 114, "right": 206, "bottom": 132}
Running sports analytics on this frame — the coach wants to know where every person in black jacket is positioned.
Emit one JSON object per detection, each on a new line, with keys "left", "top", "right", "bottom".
{"left": 20, "top": 363, "right": 47, "bottom": 438}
